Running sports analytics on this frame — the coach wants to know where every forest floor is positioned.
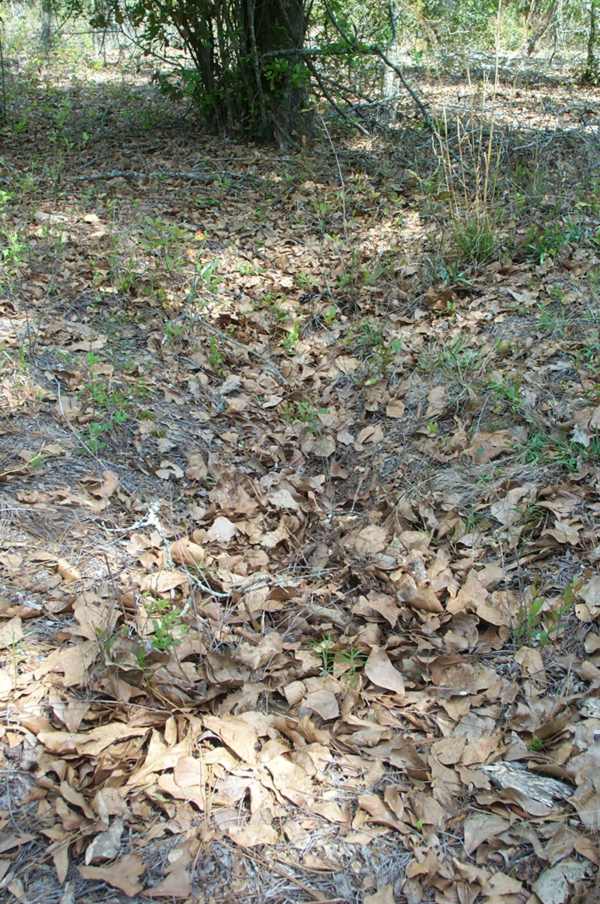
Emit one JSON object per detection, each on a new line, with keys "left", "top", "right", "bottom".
{"left": 0, "top": 44, "right": 600, "bottom": 904}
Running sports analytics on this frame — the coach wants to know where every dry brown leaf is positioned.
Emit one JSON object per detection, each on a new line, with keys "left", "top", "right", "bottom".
{"left": 139, "top": 570, "right": 188, "bottom": 593}
{"left": 185, "top": 452, "right": 208, "bottom": 481}
{"left": 265, "top": 754, "right": 313, "bottom": 807}
{"left": 579, "top": 575, "right": 600, "bottom": 607}
{"left": 84, "top": 818, "right": 124, "bottom": 863}
{"left": 532, "top": 860, "right": 591, "bottom": 904}
{"left": 365, "top": 648, "right": 405, "bottom": 696}
{"left": 203, "top": 715, "right": 258, "bottom": 764}
{"left": 0, "top": 616, "right": 23, "bottom": 650}
{"left": 0, "top": 833, "right": 35, "bottom": 855}
{"left": 228, "top": 820, "right": 279, "bottom": 847}
{"left": 35, "top": 641, "right": 98, "bottom": 687}
{"left": 53, "top": 844, "right": 70, "bottom": 885}
{"left": 364, "top": 885, "right": 395, "bottom": 904}
{"left": 490, "top": 485, "right": 532, "bottom": 527}
{"left": 56, "top": 558, "right": 81, "bottom": 583}
{"left": 145, "top": 861, "right": 193, "bottom": 898}
{"left": 206, "top": 515, "right": 237, "bottom": 543}
{"left": 463, "top": 813, "right": 511, "bottom": 855}
{"left": 385, "top": 400, "right": 405, "bottom": 418}
{"left": 353, "top": 591, "right": 400, "bottom": 627}
{"left": 469, "top": 429, "right": 525, "bottom": 464}
{"left": 302, "top": 688, "right": 340, "bottom": 720}
{"left": 0, "top": 669, "right": 14, "bottom": 699}
{"left": 170, "top": 537, "right": 206, "bottom": 566}
{"left": 267, "top": 487, "right": 301, "bottom": 511}
{"left": 79, "top": 854, "right": 145, "bottom": 897}
{"left": 426, "top": 385, "right": 448, "bottom": 417}
{"left": 38, "top": 723, "right": 147, "bottom": 755}
{"left": 350, "top": 525, "right": 388, "bottom": 556}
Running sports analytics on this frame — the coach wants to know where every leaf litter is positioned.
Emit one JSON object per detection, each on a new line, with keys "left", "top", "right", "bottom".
{"left": 0, "top": 51, "right": 599, "bottom": 904}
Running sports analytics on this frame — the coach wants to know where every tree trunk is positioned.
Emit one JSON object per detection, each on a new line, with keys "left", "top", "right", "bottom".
{"left": 252, "top": 0, "right": 309, "bottom": 145}
{"left": 40, "top": 0, "right": 53, "bottom": 52}
{"left": 0, "top": 28, "right": 6, "bottom": 123}
{"left": 526, "top": 0, "right": 558, "bottom": 55}
{"left": 583, "top": 0, "right": 599, "bottom": 83}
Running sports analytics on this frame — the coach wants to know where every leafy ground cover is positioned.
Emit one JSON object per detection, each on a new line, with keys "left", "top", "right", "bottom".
{"left": 0, "top": 49, "right": 600, "bottom": 904}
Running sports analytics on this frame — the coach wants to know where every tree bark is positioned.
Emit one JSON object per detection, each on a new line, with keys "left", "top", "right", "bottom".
{"left": 40, "top": 0, "right": 53, "bottom": 52}
{"left": 584, "top": 0, "right": 599, "bottom": 83}
{"left": 253, "top": 0, "right": 310, "bottom": 145}
{"left": 526, "top": 0, "right": 559, "bottom": 55}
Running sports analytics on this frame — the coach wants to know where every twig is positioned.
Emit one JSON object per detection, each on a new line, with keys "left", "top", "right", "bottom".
{"left": 372, "top": 46, "right": 433, "bottom": 128}
{"left": 306, "top": 58, "right": 370, "bottom": 136}
{"left": 238, "top": 847, "right": 343, "bottom": 902}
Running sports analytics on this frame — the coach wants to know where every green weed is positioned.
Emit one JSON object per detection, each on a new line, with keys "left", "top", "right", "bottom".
{"left": 451, "top": 217, "right": 497, "bottom": 266}
{"left": 488, "top": 377, "right": 522, "bottom": 413}
{"left": 186, "top": 258, "right": 222, "bottom": 307}
{"left": 282, "top": 322, "right": 301, "bottom": 354}
{"left": 514, "top": 595, "right": 546, "bottom": 646}
{"left": 208, "top": 336, "right": 224, "bottom": 372}
{"left": 86, "top": 420, "right": 111, "bottom": 453}
{"left": 163, "top": 320, "right": 185, "bottom": 343}
{"left": 140, "top": 217, "right": 188, "bottom": 272}
{"left": 313, "top": 634, "right": 367, "bottom": 681}
{"left": 421, "top": 336, "right": 482, "bottom": 376}
{"left": 537, "top": 304, "right": 568, "bottom": 336}
{"left": 79, "top": 355, "right": 130, "bottom": 450}
{"left": 1, "top": 229, "right": 28, "bottom": 271}
{"left": 323, "top": 304, "right": 338, "bottom": 327}
{"left": 522, "top": 430, "right": 600, "bottom": 473}
{"left": 525, "top": 221, "right": 585, "bottom": 264}
{"left": 514, "top": 583, "right": 576, "bottom": 648}
{"left": 143, "top": 594, "right": 188, "bottom": 654}
{"left": 345, "top": 320, "right": 402, "bottom": 384}
{"left": 295, "top": 271, "right": 317, "bottom": 290}
{"left": 281, "top": 399, "right": 325, "bottom": 433}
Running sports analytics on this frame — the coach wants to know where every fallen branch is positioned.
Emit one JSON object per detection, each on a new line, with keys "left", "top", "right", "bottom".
{"left": 372, "top": 45, "right": 433, "bottom": 128}
{"left": 306, "top": 58, "right": 370, "bottom": 136}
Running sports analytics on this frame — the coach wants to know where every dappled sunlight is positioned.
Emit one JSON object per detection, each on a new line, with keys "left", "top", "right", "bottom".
{"left": 0, "top": 17, "right": 600, "bottom": 902}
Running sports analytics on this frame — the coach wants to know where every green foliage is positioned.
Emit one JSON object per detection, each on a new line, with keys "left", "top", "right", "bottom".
{"left": 424, "top": 336, "right": 482, "bottom": 375}
{"left": 282, "top": 321, "right": 301, "bottom": 353}
{"left": 208, "top": 336, "right": 224, "bottom": 372}
{"left": 79, "top": 353, "right": 130, "bottom": 451}
{"left": 522, "top": 430, "right": 600, "bottom": 473}
{"left": 281, "top": 399, "right": 325, "bottom": 433}
{"left": 514, "top": 584, "right": 576, "bottom": 648}
{"left": 143, "top": 594, "right": 188, "bottom": 654}
{"left": 422, "top": 0, "right": 500, "bottom": 47}
{"left": 345, "top": 319, "right": 402, "bottom": 384}
{"left": 313, "top": 634, "right": 367, "bottom": 680}
{"left": 525, "top": 222, "right": 585, "bottom": 264}
{"left": 451, "top": 217, "right": 497, "bottom": 266}
{"left": 61, "top": 0, "right": 310, "bottom": 141}
{"left": 488, "top": 376, "right": 522, "bottom": 413}
{"left": 1, "top": 228, "right": 28, "bottom": 273}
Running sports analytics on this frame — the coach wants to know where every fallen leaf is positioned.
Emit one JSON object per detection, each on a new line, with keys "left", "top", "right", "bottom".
{"left": 365, "top": 648, "right": 405, "bottom": 696}
{"left": 0, "top": 617, "right": 23, "bottom": 649}
{"left": 463, "top": 812, "right": 510, "bottom": 855}
{"left": 79, "top": 854, "right": 145, "bottom": 897}
{"left": 532, "top": 859, "right": 590, "bottom": 904}
{"left": 365, "top": 885, "right": 395, "bottom": 904}
{"left": 206, "top": 516, "right": 237, "bottom": 543}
